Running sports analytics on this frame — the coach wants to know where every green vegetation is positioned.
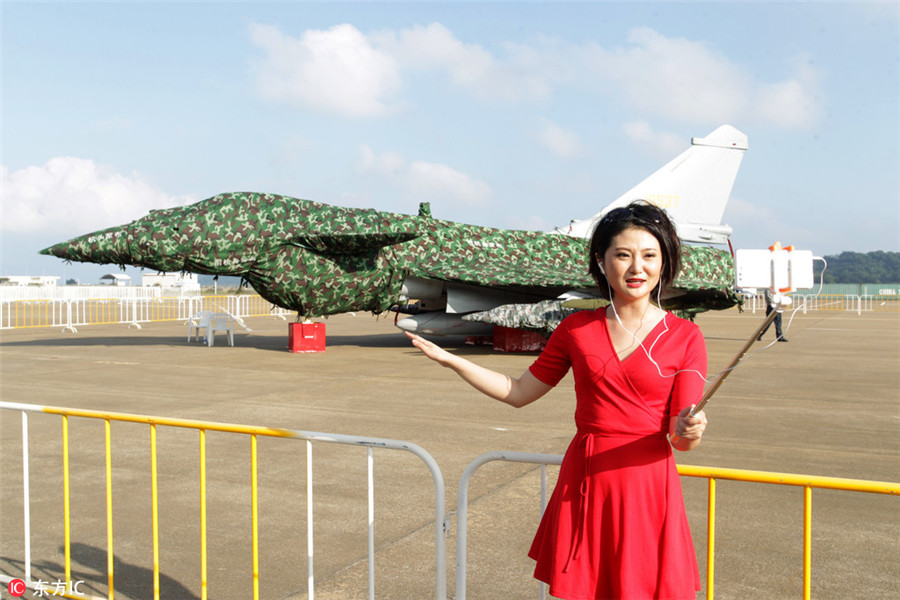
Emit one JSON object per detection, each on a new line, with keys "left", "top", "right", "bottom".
{"left": 814, "top": 251, "right": 900, "bottom": 283}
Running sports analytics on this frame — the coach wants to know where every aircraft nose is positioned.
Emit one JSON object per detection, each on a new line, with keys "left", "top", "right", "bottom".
{"left": 40, "top": 226, "right": 132, "bottom": 264}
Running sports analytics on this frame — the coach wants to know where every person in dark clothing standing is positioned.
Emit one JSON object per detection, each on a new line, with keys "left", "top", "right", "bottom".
{"left": 758, "top": 288, "right": 788, "bottom": 342}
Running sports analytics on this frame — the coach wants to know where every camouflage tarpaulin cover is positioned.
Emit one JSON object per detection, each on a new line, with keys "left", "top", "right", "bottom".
{"left": 41, "top": 192, "right": 741, "bottom": 320}
{"left": 462, "top": 299, "right": 584, "bottom": 337}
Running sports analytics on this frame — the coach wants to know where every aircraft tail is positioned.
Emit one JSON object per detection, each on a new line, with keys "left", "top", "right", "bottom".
{"left": 555, "top": 124, "right": 748, "bottom": 244}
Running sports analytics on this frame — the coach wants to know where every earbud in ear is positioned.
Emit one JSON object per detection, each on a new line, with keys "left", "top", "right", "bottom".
{"left": 597, "top": 260, "right": 606, "bottom": 275}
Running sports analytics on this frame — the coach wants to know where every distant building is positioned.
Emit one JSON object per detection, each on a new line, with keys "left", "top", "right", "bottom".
{"left": 100, "top": 273, "right": 131, "bottom": 286}
{"left": 141, "top": 272, "right": 201, "bottom": 291}
{"left": 0, "top": 276, "right": 60, "bottom": 287}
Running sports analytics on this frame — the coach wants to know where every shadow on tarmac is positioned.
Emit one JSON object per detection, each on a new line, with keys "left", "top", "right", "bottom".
{"left": 0, "top": 329, "right": 533, "bottom": 356}
{"left": 0, "top": 544, "right": 199, "bottom": 600}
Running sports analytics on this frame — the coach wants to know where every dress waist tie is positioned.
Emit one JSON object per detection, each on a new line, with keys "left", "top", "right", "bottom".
{"left": 561, "top": 428, "right": 667, "bottom": 574}
{"left": 562, "top": 431, "right": 594, "bottom": 573}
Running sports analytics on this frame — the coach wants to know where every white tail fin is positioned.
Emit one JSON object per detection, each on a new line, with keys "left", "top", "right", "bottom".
{"left": 554, "top": 124, "right": 748, "bottom": 244}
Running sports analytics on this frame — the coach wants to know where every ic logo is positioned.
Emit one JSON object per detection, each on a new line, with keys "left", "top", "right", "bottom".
{"left": 7, "top": 578, "right": 27, "bottom": 597}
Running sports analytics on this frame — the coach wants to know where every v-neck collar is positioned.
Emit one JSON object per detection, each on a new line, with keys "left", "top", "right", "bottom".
{"left": 601, "top": 308, "right": 669, "bottom": 364}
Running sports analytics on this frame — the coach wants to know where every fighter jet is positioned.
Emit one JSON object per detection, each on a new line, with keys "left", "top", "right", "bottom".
{"left": 40, "top": 125, "right": 746, "bottom": 337}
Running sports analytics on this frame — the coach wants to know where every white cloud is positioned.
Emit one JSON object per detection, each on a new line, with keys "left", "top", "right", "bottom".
{"left": 725, "top": 194, "right": 779, "bottom": 223}
{"left": 538, "top": 120, "right": 584, "bottom": 158}
{"left": 755, "top": 54, "right": 823, "bottom": 129}
{"left": 582, "top": 27, "right": 823, "bottom": 130}
{"left": 503, "top": 212, "right": 557, "bottom": 233}
{"left": 372, "top": 22, "right": 551, "bottom": 101}
{"left": 584, "top": 28, "right": 752, "bottom": 124}
{"left": 357, "top": 144, "right": 490, "bottom": 207}
{"left": 357, "top": 144, "right": 406, "bottom": 176}
{"left": 724, "top": 195, "right": 815, "bottom": 250}
{"left": 249, "top": 23, "right": 402, "bottom": 118}
{"left": 622, "top": 121, "right": 686, "bottom": 158}
{"left": 1, "top": 157, "right": 196, "bottom": 234}
{"left": 407, "top": 161, "right": 491, "bottom": 204}
{"left": 249, "top": 22, "right": 823, "bottom": 129}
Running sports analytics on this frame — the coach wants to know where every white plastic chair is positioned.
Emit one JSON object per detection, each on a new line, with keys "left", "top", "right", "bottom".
{"left": 187, "top": 311, "right": 213, "bottom": 342}
{"left": 208, "top": 313, "right": 234, "bottom": 347}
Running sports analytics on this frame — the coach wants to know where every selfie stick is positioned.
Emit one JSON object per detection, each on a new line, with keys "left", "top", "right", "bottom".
{"left": 689, "top": 241, "right": 810, "bottom": 417}
{"left": 690, "top": 295, "right": 788, "bottom": 416}
{"left": 669, "top": 294, "right": 788, "bottom": 446}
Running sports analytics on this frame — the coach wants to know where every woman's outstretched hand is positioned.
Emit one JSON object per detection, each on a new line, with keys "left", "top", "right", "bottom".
{"left": 406, "top": 332, "right": 456, "bottom": 367}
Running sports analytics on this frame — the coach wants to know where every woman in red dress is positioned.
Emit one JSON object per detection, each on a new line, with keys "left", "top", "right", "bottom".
{"left": 408, "top": 200, "right": 708, "bottom": 599}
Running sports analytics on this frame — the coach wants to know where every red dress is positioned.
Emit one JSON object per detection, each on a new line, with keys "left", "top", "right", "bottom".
{"left": 527, "top": 309, "right": 706, "bottom": 600}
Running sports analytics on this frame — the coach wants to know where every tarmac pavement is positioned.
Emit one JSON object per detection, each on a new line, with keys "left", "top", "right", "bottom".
{"left": 1, "top": 308, "right": 898, "bottom": 599}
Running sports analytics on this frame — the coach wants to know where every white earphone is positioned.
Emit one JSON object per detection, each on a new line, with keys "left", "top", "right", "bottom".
{"left": 597, "top": 259, "right": 606, "bottom": 275}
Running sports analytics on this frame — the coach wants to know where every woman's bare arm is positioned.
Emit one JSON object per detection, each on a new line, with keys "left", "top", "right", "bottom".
{"left": 406, "top": 332, "right": 553, "bottom": 408}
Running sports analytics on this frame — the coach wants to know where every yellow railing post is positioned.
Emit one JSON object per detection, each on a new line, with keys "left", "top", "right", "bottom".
{"left": 104, "top": 419, "right": 114, "bottom": 600}
{"left": 63, "top": 416, "right": 72, "bottom": 587}
{"left": 707, "top": 477, "right": 716, "bottom": 600}
{"left": 251, "top": 434, "right": 260, "bottom": 600}
{"left": 200, "top": 429, "right": 208, "bottom": 600}
{"left": 803, "top": 485, "right": 812, "bottom": 600}
{"left": 150, "top": 424, "right": 160, "bottom": 600}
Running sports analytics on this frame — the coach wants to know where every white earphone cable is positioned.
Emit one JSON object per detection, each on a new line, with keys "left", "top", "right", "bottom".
{"left": 602, "top": 257, "right": 829, "bottom": 385}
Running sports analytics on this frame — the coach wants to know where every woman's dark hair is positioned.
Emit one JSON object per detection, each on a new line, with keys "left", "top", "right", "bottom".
{"left": 587, "top": 200, "right": 682, "bottom": 302}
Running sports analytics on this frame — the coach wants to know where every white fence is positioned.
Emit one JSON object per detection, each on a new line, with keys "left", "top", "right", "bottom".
{"left": 0, "top": 295, "right": 293, "bottom": 331}
{"left": 744, "top": 293, "right": 899, "bottom": 315}
{"left": 0, "top": 286, "right": 169, "bottom": 301}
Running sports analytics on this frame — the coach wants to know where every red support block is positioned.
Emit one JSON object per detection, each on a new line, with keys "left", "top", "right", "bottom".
{"left": 289, "top": 322, "right": 326, "bottom": 353}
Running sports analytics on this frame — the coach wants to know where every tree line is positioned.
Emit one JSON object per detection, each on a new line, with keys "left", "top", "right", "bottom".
{"left": 813, "top": 251, "right": 900, "bottom": 283}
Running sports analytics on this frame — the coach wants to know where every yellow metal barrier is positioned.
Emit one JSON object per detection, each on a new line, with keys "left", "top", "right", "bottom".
{"left": 15, "top": 406, "right": 299, "bottom": 600}
{"left": 676, "top": 464, "right": 898, "bottom": 600}
{"left": 811, "top": 294, "right": 863, "bottom": 312}
{"left": 1, "top": 402, "right": 448, "bottom": 600}
{"left": 5, "top": 404, "right": 896, "bottom": 599}
{"left": 456, "top": 452, "right": 899, "bottom": 600}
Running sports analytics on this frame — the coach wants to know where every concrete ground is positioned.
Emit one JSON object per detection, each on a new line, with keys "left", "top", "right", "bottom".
{"left": 1, "top": 308, "right": 898, "bottom": 599}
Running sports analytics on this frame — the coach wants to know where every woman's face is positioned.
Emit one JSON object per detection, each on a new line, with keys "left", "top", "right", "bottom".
{"left": 600, "top": 227, "right": 662, "bottom": 302}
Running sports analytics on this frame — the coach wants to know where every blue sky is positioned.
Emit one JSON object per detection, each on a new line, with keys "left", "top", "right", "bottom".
{"left": 2, "top": 1, "right": 898, "bottom": 284}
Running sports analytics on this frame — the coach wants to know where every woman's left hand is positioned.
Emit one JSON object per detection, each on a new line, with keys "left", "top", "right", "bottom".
{"left": 674, "top": 405, "right": 708, "bottom": 441}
